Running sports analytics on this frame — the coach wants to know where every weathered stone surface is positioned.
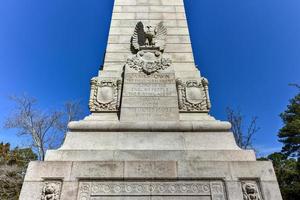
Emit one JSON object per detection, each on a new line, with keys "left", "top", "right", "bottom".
{"left": 59, "top": 182, "right": 78, "bottom": 200}
{"left": 24, "top": 161, "right": 72, "bottom": 181}
{"left": 66, "top": 121, "right": 232, "bottom": 132}
{"left": 106, "top": 43, "right": 193, "bottom": 53}
{"left": 110, "top": 19, "right": 188, "bottom": 28}
{"left": 70, "top": 161, "right": 124, "bottom": 180}
{"left": 108, "top": 35, "right": 191, "bottom": 44}
{"left": 19, "top": 182, "right": 44, "bottom": 200}
{"left": 122, "top": 97, "right": 178, "bottom": 107}
{"left": 124, "top": 161, "right": 177, "bottom": 178}
{"left": 57, "top": 131, "right": 239, "bottom": 151}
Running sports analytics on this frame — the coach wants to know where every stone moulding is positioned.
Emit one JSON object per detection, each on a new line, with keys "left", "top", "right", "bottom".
{"left": 77, "top": 180, "right": 226, "bottom": 200}
{"left": 89, "top": 77, "right": 122, "bottom": 112}
{"left": 176, "top": 78, "right": 211, "bottom": 113}
{"left": 68, "top": 120, "right": 231, "bottom": 132}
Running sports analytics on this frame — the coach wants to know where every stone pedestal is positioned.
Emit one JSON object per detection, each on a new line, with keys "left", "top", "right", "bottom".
{"left": 21, "top": 161, "right": 282, "bottom": 200}
{"left": 19, "top": 0, "right": 282, "bottom": 199}
{"left": 20, "top": 119, "right": 282, "bottom": 200}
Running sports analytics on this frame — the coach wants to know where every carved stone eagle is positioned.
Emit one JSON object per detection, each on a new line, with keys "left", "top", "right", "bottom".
{"left": 131, "top": 21, "right": 167, "bottom": 52}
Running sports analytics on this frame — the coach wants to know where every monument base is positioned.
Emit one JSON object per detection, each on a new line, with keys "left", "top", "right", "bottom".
{"left": 20, "top": 160, "right": 282, "bottom": 200}
{"left": 18, "top": 117, "right": 282, "bottom": 199}
{"left": 44, "top": 119, "right": 256, "bottom": 162}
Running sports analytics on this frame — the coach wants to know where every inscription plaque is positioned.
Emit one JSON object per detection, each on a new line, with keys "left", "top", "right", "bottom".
{"left": 125, "top": 73, "right": 175, "bottom": 84}
{"left": 77, "top": 180, "right": 226, "bottom": 200}
{"left": 120, "top": 69, "right": 179, "bottom": 122}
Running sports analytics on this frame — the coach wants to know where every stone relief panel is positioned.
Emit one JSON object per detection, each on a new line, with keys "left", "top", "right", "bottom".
{"left": 89, "top": 77, "right": 122, "bottom": 112}
{"left": 241, "top": 181, "right": 262, "bottom": 200}
{"left": 131, "top": 21, "right": 167, "bottom": 53}
{"left": 176, "top": 78, "right": 211, "bottom": 112}
{"left": 126, "top": 50, "right": 172, "bottom": 75}
{"left": 210, "top": 181, "right": 227, "bottom": 200}
{"left": 77, "top": 180, "right": 226, "bottom": 200}
{"left": 126, "top": 21, "right": 172, "bottom": 75}
{"left": 41, "top": 181, "right": 62, "bottom": 200}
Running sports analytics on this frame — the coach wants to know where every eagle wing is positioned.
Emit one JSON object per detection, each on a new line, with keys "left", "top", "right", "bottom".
{"left": 155, "top": 21, "right": 167, "bottom": 51}
{"left": 132, "top": 21, "right": 146, "bottom": 51}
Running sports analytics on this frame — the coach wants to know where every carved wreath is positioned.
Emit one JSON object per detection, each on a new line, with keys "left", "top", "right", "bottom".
{"left": 89, "top": 77, "right": 122, "bottom": 112}
{"left": 176, "top": 78, "right": 211, "bottom": 112}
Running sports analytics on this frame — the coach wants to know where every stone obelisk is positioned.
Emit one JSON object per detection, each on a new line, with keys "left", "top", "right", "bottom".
{"left": 20, "top": 0, "right": 282, "bottom": 199}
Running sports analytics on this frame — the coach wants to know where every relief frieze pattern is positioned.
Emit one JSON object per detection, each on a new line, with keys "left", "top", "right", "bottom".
{"left": 89, "top": 77, "right": 122, "bottom": 112}
{"left": 78, "top": 181, "right": 226, "bottom": 200}
{"left": 176, "top": 78, "right": 211, "bottom": 112}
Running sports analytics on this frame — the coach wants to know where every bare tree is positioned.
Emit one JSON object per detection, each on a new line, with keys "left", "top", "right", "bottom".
{"left": 226, "top": 107, "right": 260, "bottom": 149}
{"left": 57, "top": 100, "right": 83, "bottom": 137}
{"left": 4, "top": 95, "right": 62, "bottom": 161}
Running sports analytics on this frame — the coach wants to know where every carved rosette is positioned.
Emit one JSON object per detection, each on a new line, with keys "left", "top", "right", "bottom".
{"left": 41, "top": 181, "right": 62, "bottom": 200}
{"left": 126, "top": 50, "right": 172, "bottom": 75}
{"left": 176, "top": 78, "right": 211, "bottom": 112}
{"left": 241, "top": 181, "right": 262, "bottom": 200}
{"left": 89, "top": 77, "right": 122, "bottom": 112}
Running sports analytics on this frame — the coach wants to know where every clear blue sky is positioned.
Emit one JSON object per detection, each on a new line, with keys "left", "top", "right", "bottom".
{"left": 0, "top": 0, "right": 299, "bottom": 156}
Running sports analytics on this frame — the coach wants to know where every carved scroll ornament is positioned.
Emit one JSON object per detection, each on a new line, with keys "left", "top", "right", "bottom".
{"left": 176, "top": 78, "right": 211, "bottom": 112}
{"left": 89, "top": 77, "right": 122, "bottom": 112}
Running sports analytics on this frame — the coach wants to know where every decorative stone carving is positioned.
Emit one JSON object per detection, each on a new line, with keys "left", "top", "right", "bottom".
{"left": 41, "top": 182, "right": 61, "bottom": 200}
{"left": 78, "top": 180, "right": 226, "bottom": 200}
{"left": 126, "top": 50, "right": 172, "bottom": 75}
{"left": 210, "top": 181, "right": 227, "bottom": 200}
{"left": 127, "top": 21, "right": 172, "bottom": 75}
{"left": 132, "top": 21, "right": 167, "bottom": 52}
{"left": 242, "top": 181, "right": 262, "bottom": 200}
{"left": 89, "top": 77, "right": 122, "bottom": 112}
{"left": 176, "top": 78, "right": 211, "bottom": 112}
